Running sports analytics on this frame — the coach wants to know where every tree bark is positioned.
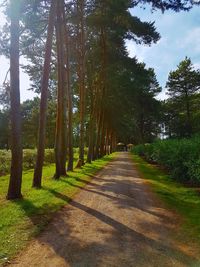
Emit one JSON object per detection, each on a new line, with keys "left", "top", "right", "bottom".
{"left": 54, "top": 0, "right": 67, "bottom": 179}
{"left": 7, "top": 0, "right": 23, "bottom": 199}
{"left": 7, "top": 0, "right": 23, "bottom": 200}
{"left": 33, "top": 0, "right": 56, "bottom": 188}
{"left": 105, "top": 127, "right": 110, "bottom": 155}
{"left": 94, "top": 109, "right": 103, "bottom": 159}
{"left": 87, "top": 88, "right": 96, "bottom": 163}
{"left": 100, "top": 111, "right": 106, "bottom": 157}
{"left": 76, "top": 0, "right": 86, "bottom": 168}
{"left": 62, "top": 2, "right": 74, "bottom": 172}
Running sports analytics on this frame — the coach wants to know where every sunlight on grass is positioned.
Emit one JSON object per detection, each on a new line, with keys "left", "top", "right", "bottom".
{"left": 0, "top": 153, "right": 115, "bottom": 264}
{"left": 132, "top": 154, "right": 200, "bottom": 242}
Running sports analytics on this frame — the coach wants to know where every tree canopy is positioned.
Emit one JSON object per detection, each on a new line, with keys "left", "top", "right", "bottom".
{"left": 0, "top": 0, "right": 199, "bottom": 199}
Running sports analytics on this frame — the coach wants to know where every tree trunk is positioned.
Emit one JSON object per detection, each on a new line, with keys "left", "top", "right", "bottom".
{"left": 112, "top": 132, "right": 117, "bottom": 152}
{"left": 110, "top": 131, "right": 113, "bottom": 154}
{"left": 100, "top": 111, "right": 106, "bottom": 157}
{"left": 87, "top": 98, "right": 95, "bottom": 163}
{"left": 94, "top": 109, "right": 103, "bottom": 159}
{"left": 76, "top": 0, "right": 86, "bottom": 168}
{"left": 7, "top": 0, "right": 23, "bottom": 200}
{"left": 62, "top": 3, "right": 74, "bottom": 172}
{"left": 105, "top": 127, "right": 110, "bottom": 155}
{"left": 67, "top": 75, "right": 74, "bottom": 171}
{"left": 86, "top": 79, "right": 97, "bottom": 163}
{"left": 98, "top": 26, "right": 107, "bottom": 158}
{"left": 54, "top": 0, "right": 67, "bottom": 179}
{"left": 33, "top": 0, "right": 56, "bottom": 188}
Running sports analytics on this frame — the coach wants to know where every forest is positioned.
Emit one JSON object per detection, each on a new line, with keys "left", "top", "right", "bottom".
{"left": 0, "top": 0, "right": 200, "bottom": 266}
{"left": 0, "top": 0, "right": 199, "bottom": 196}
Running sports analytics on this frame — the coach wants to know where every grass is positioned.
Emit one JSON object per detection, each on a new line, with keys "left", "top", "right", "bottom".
{"left": 0, "top": 153, "right": 115, "bottom": 265}
{"left": 132, "top": 154, "right": 200, "bottom": 242}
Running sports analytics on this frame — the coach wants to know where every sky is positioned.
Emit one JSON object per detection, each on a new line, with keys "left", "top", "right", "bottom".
{"left": 0, "top": 4, "right": 200, "bottom": 101}
{"left": 0, "top": 10, "right": 37, "bottom": 102}
{"left": 127, "top": 5, "right": 200, "bottom": 99}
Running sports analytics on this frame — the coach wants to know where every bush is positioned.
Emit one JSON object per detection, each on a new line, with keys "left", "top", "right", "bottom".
{"left": 0, "top": 148, "right": 89, "bottom": 177}
{"left": 0, "top": 150, "right": 11, "bottom": 175}
{"left": 0, "top": 149, "right": 55, "bottom": 177}
{"left": 23, "top": 149, "right": 37, "bottom": 169}
{"left": 132, "top": 136, "right": 200, "bottom": 184}
{"left": 43, "top": 149, "right": 55, "bottom": 165}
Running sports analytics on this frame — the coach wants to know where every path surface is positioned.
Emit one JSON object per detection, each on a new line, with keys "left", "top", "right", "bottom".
{"left": 9, "top": 153, "right": 200, "bottom": 267}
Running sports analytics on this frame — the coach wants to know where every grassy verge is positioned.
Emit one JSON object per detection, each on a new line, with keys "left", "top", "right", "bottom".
{"left": 0, "top": 153, "right": 115, "bottom": 265}
{"left": 132, "top": 154, "right": 200, "bottom": 241}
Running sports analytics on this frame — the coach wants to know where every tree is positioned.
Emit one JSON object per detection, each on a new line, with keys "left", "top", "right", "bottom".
{"left": 0, "top": 0, "right": 198, "bottom": 198}
{"left": 33, "top": 0, "right": 56, "bottom": 188}
{"left": 133, "top": 0, "right": 199, "bottom": 12}
{"left": 64, "top": 20, "right": 74, "bottom": 172}
{"left": 76, "top": 0, "right": 86, "bottom": 168}
{"left": 84, "top": 0, "right": 160, "bottom": 160}
{"left": 166, "top": 57, "right": 200, "bottom": 137}
{"left": 54, "top": 0, "right": 68, "bottom": 179}
{"left": 7, "top": 0, "right": 23, "bottom": 199}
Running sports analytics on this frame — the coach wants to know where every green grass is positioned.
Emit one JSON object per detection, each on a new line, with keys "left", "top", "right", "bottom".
{"left": 132, "top": 154, "right": 200, "bottom": 242}
{"left": 0, "top": 153, "right": 115, "bottom": 265}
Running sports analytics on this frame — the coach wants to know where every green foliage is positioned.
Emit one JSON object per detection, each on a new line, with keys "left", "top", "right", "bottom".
{"left": 22, "top": 149, "right": 37, "bottom": 169}
{"left": 133, "top": 136, "right": 200, "bottom": 183}
{"left": 0, "top": 109, "right": 9, "bottom": 149}
{"left": 163, "top": 58, "right": 200, "bottom": 138}
{"left": 133, "top": 0, "right": 199, "bottom": 12}
{"left": 0, "top": 148, "right": 87, "bottom": 177}
{"left": 0, "top": 149, "right": 54, "bottom": 176}
{"left": 0, "top": 153, "right": 114, "bottom": 264}
{"left": 0, "top": 150, "right": 11, "bottom": 176}
{"left": 166, "top": 57, "right": 200, "bottom": 99}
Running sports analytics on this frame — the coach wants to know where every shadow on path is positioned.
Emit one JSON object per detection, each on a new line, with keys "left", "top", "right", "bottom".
{"left": 11, "top": 152, "right": 200, "bottom": 267}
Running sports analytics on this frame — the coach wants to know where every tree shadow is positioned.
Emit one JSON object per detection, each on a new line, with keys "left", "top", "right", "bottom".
{"left": 61, "top": 169, "right": 173, "bottom": 223}
{"left": 11, "top": 152, "right": 200, "bottom": 266}
{"left": 34, "top": 187, "right": 200, "bottom": 267}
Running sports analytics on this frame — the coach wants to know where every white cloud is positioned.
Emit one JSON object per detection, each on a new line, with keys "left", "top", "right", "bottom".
{"left": 179, "top": 27, "right": 200, "bottom": 53}
{"left": 127, "top": 5, "right": 200, "bottom": 100}
{"left": 0, "top": 8, "right": 6, "bottom": 28}
{"left": 193, "top": 62, "right": 200, "bottom": 70}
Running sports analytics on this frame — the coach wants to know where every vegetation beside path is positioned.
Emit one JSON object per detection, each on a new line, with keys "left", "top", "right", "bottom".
{"left": 0, "top": 153, "right": 114, "bottom": 265}
{"left": 132, "top": 154, "right": 200, "bottom": 243}
{"left": 133, "top": 136, "right": 200, "bottom": 184}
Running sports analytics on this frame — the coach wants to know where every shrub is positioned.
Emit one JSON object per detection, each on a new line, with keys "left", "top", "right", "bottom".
{"left": 0, "top": 150, "right": 11, "bottom": 175}
{"left": 0, "top": 149, "right": 55, "bottom": 177}
{"left": 23, "top": 149, "right": 37, "bottom": 169}
{"left": 132, "top": 136, "right": 200, "bottom": 184}
{"left": 0, "top": 148, "right": 89, "bottom": 177}
{"left": 44, "top": 149, "right": 55, "bottom": 165}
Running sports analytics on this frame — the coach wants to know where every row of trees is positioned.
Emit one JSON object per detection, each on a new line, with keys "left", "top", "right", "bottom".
{"left": 0, "top": 0, "right": 199, "bottom": 199}
{"left": 2, "top": 57, "right": 200, "bottom": 148}
{"left": 1, "top": 57, "right": 200, "bottom": 147}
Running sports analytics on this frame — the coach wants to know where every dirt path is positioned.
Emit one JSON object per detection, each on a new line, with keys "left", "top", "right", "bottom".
{"left": 8, "top": 153, "right": 200, "bottom": 267}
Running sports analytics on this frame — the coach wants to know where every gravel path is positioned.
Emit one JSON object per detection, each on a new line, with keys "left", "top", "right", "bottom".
{"left": 8, "top": 152, "right": 200, "bottom": 267}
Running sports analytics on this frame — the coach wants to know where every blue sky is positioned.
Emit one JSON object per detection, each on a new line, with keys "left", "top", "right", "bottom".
{"left": 0, "top": 10, "right": 37, "bottom": 102}
{"left": 127, "top": 5, "right": 200, "bottom": 99}
{"left": 0, "top": 4, "right": 200, "bottom": 101}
